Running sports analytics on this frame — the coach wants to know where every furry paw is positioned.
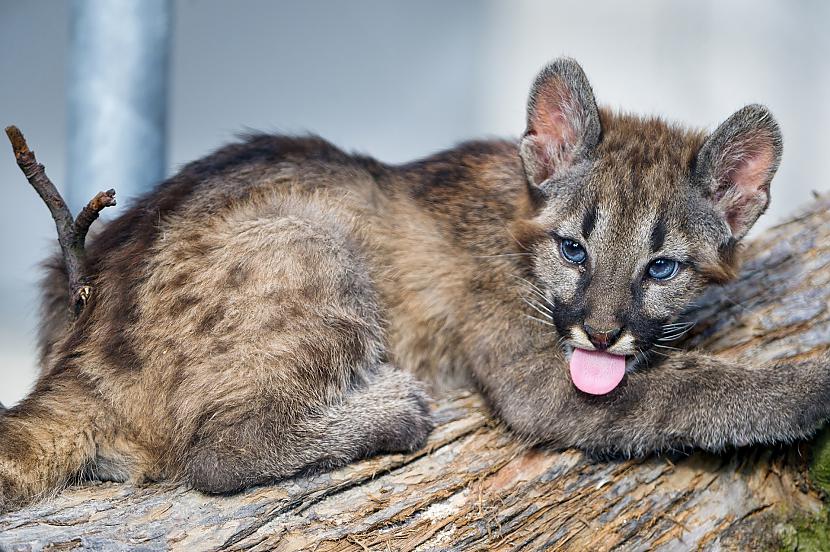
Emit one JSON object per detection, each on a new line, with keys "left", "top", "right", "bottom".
{"left": 390, "top": 389, "right": 434, "bottom": 453}
{"left": 367, "top": 367, "right": 434, "bottom": 454}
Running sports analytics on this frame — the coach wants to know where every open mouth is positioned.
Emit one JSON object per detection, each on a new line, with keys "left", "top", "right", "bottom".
{"left": 568, "top": 348, "right": 627, "bottom": 395}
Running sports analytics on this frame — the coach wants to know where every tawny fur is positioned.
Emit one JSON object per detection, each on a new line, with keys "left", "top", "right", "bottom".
{"left": 1, "top": 58, "right": 828, "bottom": 512}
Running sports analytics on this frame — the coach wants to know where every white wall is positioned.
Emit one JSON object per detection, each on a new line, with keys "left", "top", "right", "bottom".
{"left": 1, "top": 1, "right": 829, "bottom": 405}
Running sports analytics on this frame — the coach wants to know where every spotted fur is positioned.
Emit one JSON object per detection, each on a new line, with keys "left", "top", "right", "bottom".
{"left": 1, "top": 58, "right": 827, "bottom": 512}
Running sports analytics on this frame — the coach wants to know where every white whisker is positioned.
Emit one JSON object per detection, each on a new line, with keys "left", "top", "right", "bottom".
{"left": 659, "top": 319, "right": 697, "bottom": 342}
{"left": 513, "top": 275, "right": 551, "bottom": 301}
{"left": 653, "top": 343, "right": 681, "bottom": 352}
{"left": 658, "top": 327, "right": 694, "bottom": 341}
{"left": 524, "top": 314, "right": 556, "bottom": 327}
{"left": 662, "top": 322, "right": 695, "bottom": 330}
{"left": 522, "top": 296, "right": 553, "bottom": 316}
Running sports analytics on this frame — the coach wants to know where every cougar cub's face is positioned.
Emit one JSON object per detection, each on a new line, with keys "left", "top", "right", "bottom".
{"left": 519, "top": 60, "right": 782, "bottom": 395}
{"left": 532, "top": 138, "right": 728, "bottom": 359}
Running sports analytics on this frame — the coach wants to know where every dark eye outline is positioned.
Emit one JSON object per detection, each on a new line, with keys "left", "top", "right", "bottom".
{"left": 559, "top": 238, "right": 588, "bottom": 265}
{"left": 646, "top": 258, "right": 680, "bottom": 281}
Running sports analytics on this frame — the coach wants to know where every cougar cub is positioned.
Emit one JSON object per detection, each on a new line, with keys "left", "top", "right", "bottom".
{"left": 2, "top": 58, "right": 827, "bottom": 512}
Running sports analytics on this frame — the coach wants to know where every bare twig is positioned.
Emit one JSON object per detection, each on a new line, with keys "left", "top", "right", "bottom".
{"left": 74, "top": 189, "right": 116, "bottom": 245}
{"left": 5, "top": 125, "right": 116, "bottom": 317}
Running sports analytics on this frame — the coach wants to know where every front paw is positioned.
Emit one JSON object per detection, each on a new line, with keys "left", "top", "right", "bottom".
{"left": 583, "top": 445, "right": 691, "bottom": 464}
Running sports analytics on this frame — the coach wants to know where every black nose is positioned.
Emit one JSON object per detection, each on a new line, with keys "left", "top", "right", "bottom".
{"left": 583, "top": 324, "right": 622, "bottom": 350}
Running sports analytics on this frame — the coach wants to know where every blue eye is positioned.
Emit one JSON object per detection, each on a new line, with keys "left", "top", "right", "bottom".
{"left": 560, "top": 239, "right": 587, "bottom": 264}
{"left": 647, "top": 258, "right": 679, "bottom": 280}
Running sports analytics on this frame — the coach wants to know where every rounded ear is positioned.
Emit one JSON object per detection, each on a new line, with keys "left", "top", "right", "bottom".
{"left": 694, "top": 104, "right": 783, "bottom": 240}
{"left": 520, "top": 58, "right": 601, "bottom": 186}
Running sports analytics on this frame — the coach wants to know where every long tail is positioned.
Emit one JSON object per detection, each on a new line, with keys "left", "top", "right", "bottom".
{"left": 0, "top": 375, "right": 99, "bottom": 512}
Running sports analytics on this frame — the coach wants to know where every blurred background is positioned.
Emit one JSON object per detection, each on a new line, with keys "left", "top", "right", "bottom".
{"left": 1, "top": 0, "right": 829, "bottom": 406}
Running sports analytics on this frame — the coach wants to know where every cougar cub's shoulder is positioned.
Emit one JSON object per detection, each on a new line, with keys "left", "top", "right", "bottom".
{"left": 2, "top": 58, "right": 829, "bottom": 512}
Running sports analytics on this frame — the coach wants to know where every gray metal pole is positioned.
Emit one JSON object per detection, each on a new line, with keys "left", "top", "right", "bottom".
{"left": 68, "top": 0, "right": 171, "bottom": 213}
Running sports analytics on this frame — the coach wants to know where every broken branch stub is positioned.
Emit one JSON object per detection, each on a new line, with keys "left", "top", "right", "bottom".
{"left": 4, "top": 125, "right": 116, "bottom": 317}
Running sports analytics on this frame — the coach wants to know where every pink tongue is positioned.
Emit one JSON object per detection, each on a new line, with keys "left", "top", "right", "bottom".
{"left": 569, "top": 348, "right": 626, "bottom": 395}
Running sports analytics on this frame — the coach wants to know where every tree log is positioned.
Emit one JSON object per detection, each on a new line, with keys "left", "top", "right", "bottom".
{"left": 3, "top": 196, "right": 830, "bottom": 551}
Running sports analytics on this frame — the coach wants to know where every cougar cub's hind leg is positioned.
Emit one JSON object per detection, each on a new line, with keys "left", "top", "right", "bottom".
{"left": 187, "top": 366, "right": 431, "bottom": 494}
{"left": 153, "top": 202, "right": 433, "bottom": 494}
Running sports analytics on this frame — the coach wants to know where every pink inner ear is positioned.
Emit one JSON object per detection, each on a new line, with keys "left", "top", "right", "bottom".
{"left": 531, "top": 80, "right": 580, "bottom": 150}
{"left": 716, "top": 134, "right": 776, "bottom": 236}
{"left": 728, "top": 146, "right": 774, "bottom": 195}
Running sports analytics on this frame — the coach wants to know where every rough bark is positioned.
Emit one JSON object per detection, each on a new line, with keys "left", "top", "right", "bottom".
{"left": 3, "top": 196, "right": 830, "bottom": 551}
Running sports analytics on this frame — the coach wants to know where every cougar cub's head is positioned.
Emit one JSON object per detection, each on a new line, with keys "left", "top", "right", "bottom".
{"left": 520, "top": 58, "right": 782, "bottom": 395}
